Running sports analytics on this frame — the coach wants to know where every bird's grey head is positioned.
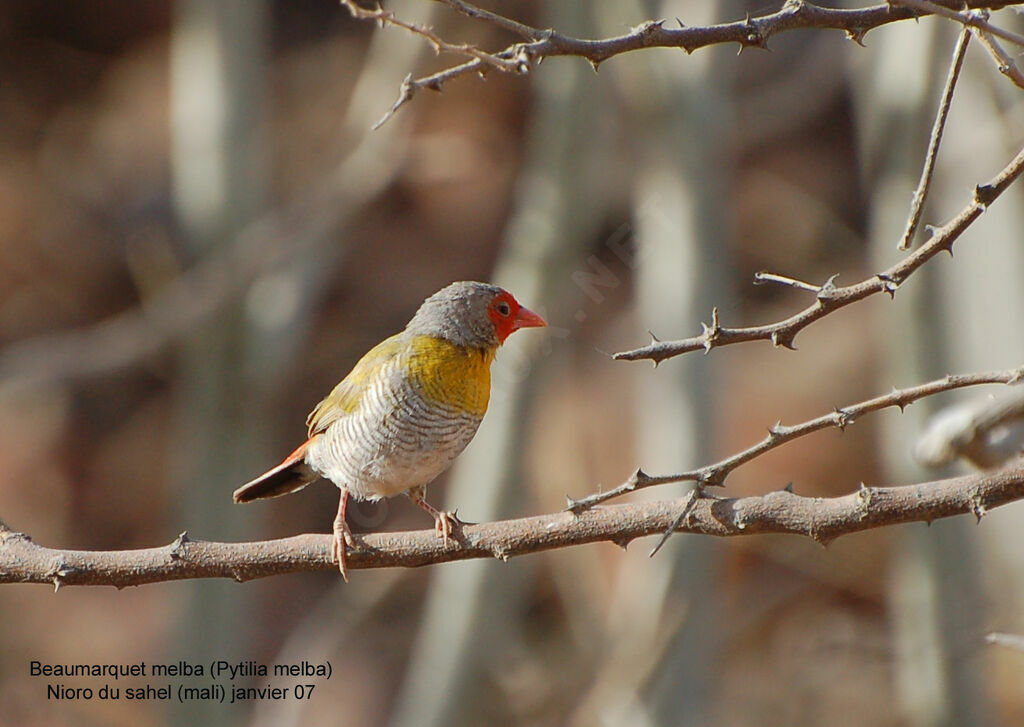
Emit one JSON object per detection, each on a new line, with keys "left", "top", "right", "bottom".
{"left": 406, "top": 281, "right": 505, "bottom": 349}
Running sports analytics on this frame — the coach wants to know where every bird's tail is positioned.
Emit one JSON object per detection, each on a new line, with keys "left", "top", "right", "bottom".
{"left": 233, "top": 439, "right": 318, "bottom": 503}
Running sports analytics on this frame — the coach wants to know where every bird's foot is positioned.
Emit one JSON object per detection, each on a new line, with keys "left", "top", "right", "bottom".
{"left": 407, "top": 485, "right": 462, "bottom": 545}
{"left": 331, "top": 522, "right": 358, "bottom": 582}
{"left": 333, "top": 489, "right": 355, "bottom": 581}
{"left": 433, "top": 509, "right": 464, "bottom": 545}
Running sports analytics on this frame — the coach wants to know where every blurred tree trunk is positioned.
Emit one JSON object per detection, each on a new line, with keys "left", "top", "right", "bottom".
{"left": 854, "top": 16, "right": 988, "bottom": 726}
{"left": 169, "top": 1, "right": 268, "bottom": 725}
{"left": 929, "top": 14, "right": 1024, "bottom": 712}
{"left": 387, "top": 4, "right": 615, "bottom": 726}
{"left": 564, "top": 1, "right": 735, "bottom": 725}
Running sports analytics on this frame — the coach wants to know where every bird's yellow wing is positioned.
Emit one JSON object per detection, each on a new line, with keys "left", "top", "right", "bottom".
{"left": 305, "top": 333, "right": 406, "bottom": 436}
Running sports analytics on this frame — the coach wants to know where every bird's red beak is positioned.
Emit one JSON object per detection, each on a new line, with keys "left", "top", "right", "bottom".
{"left": 512, "top": 306, "right": 546, "bottom": 331}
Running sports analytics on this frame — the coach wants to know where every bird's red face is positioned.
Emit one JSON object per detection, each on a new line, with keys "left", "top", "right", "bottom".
{"left": 488, "top": 290, "right": 546, "bottom": 344}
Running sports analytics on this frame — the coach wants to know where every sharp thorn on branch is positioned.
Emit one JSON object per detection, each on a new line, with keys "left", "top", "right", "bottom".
{"left": 769, "top": 329, "right": 797, "bottom": 350}
{"left": 816, "top": 273, "right": 841, "bottom": 301}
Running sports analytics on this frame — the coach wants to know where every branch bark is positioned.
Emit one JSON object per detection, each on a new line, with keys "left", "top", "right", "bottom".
{"left": 3, "top": 462, "right": 1024, "bottom": 588}
{"left": 614, "top": 140, "right": 1024, "bottom": 364}
{"left": 354, "top": 0, "right": 1024, "bottom": 127}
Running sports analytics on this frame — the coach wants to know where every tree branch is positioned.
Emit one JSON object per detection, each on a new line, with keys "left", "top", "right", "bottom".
{"left": 614, "top": 140, "right": 1024, "bottom": 364}
{"left": 568, "top": 366, "right": 1024, "bottom": 509}
{"left": 974, "top": 27, "right": 1024, "bottom": 90}
{"left": 354, "top": 0, "right": 1024, "bottom": 127}
{"left": 3, "top": 461, "right": 1024, "bottom": 587}
{"left": 891, "top": 0, "right": 1024, "bottom": 48}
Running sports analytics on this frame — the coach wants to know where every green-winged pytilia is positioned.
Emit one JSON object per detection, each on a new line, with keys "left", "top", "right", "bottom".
{"left": 233, "top": 281, "right": 546, "bottom": 579}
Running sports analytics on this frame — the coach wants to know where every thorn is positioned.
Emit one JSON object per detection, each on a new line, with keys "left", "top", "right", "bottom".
{"left": 631, "top": 19, "right": 665, "bottom": 37}
{"left": 975, "top": 183, "right": 996, "bottom": 208}
{"left": 783, "top": 482, "right": 794, "bottom": 493}
{"left": 768, "top": 420, "right": 787, "bottom": 438}
{"left": 565, "top": 495, "right": 583, "bottom": 513}
{"left": 648, "top": 329, "right": 661, "bottom": 344}
{"left": 612, "top": 536, "right": 631, "bottom": 551}
{"left": 1009, "top": 366, "right": 1024, "bottom": 385}
{"left": 170, "top": 530, "right": 190, "bottom": 559}
{"left": 701, "top": 307, "right": 721, "bottom": 353}
{"left": 812, "top": 532, "right": 836, "bottom": 548}
{"left": 738, "top": 14, "right": 767, "bottom": 52}
{"left": 630, "top": 467, "right": 650, "bottom": 488}
{"left": 877, "top": 273, "right": 899, "bottom": 298}
{"left": 816, "top": 273, "right": 841, "bottom": 301}
{"left": 891, "top": 387, "right": 909, "bottom": 412}
{"left": 676, "top": 16, "right": 686, "bottom": 28}
{"left": 857, "top": 482, "right": 874, "bottom": 513}
{"left": 845, "top": 27, "right": 867, "bottom": 46}
{"left": 51, "top": 561, "right": 72, "bottom": 593}
{"left": 970, "top": 491, "right": 987, "bottom": 523}
{"left": 769, "top": 329, "right": 797, "bottom": 350}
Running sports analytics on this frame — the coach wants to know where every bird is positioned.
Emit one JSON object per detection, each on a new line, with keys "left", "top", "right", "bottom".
{"left": 233, "top": 281, "right": 546, "bottom": 579}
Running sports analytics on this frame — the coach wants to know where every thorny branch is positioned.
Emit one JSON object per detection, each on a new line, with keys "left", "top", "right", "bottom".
{"left": 343, "top": 0, "right": 1024, "bottom": 127}
{"left": 339, "top": 0, "right": 525, "bottom": 75}
{"left": 973, "top": 27, "right": 1024, "bottom": 89}
{"left": 614, "top": 141, "right": 1024, "bottom": 364}
{"left": 891, "top": 0, "right": 1024, "bottom": 48}
{"left": 568, "top": 366, "right": 1024, "bottom": 510}
{"left": 3, "top": 460, "right": 1024, "bottom": 587}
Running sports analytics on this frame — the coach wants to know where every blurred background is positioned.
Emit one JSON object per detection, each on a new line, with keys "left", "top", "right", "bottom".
{"left": 2, "top": 0, "right": 1024, "bottom": 725}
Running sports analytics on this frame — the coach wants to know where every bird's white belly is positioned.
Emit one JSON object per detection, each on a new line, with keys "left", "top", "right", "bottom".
{"left": 304, "top": 394, "right": 482, "bottom": 501}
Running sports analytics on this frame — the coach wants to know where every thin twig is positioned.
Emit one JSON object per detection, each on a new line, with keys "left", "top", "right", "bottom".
{"left": 3, "top": 461, "right": 1024, "bottom": 587}
{"left": 434, "top": 0, "right": 541, "bottom": 40}
{"left": 974, "top": 28, "right": 1024, "bottom": 89}
{"left": 567, "top": 366, "right": 1024, "bottom": 510}
{"left": 340, "top": 0, "right": 524, "bottom": 74}
{"left": 898, "top": 24, "right": 972, "bottom": 250}
{"left": 752, "top": 271, "right": 828, "bottom": 293}
{"left": 891, "top": 0, "right": 1024, "bottom": 48}
{"left": 614, "top": 141, "right": 1024, "bottom": 364}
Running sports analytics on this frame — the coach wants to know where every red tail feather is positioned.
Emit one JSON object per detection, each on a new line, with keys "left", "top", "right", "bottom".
{"left": 233, "top": 440, "right": 317, "bottom": 503}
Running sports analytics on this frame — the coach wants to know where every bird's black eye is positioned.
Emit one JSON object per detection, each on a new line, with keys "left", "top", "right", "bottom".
{"left": 495, "top": 301, "right": 511, "bottom": 317}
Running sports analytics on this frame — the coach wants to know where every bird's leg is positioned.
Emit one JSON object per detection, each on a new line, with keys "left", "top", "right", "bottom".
{"left": 332, "top": 488, "right": 355, "bottom": 581}
{"left": 407, "top": 485, "right": 459, "bottom": 544}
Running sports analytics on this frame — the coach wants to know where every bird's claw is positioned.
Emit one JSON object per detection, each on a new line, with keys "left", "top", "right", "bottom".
{"left": 434, "top": 510, "right": 463, "bottom": 544}
{"left": 332, "top": 521, "right": 356, "bottom": 582}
